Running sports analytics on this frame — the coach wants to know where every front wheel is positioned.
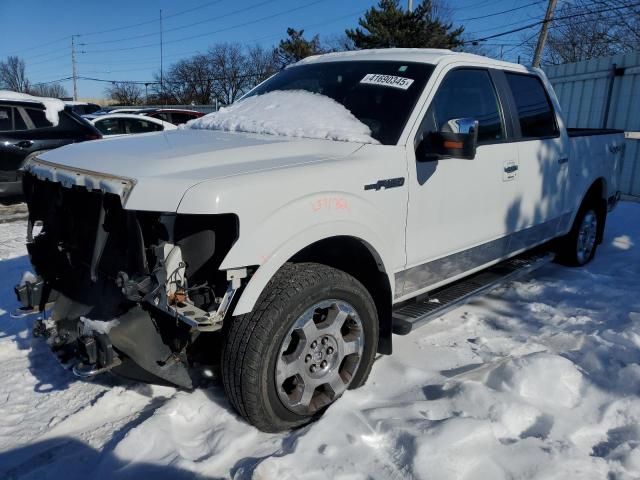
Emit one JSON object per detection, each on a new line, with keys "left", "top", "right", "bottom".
{"left": 221, "top": 262, "right": 378, "bottom": 432}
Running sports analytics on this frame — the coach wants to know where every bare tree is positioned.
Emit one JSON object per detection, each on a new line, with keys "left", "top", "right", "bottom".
{"left": 150, "top": 43, "right": 278, "bottom": 107}
{"left": 105, "top": 81, "right": 144, "bottom": 105}
{"left": 208, "top": 43, "right": 251, "bottom": 105}
{"left": 246, "top": 45, "right": 279, "bottom": 84}
{"left": 0, "top": 56, "right": 30, "bottom": 92}
{"left": 29, "top": 83, "right": 68, "bottom": 98}
{"left": 155, "top": 54, "right": 215, "bottom": 104}
{"left": 522, "top": 0, "right": 640, "bottom": 65}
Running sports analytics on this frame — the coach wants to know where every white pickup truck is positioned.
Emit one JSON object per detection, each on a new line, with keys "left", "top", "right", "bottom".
{"left": 16, "top": 49, "right": 624, "bottom": 432}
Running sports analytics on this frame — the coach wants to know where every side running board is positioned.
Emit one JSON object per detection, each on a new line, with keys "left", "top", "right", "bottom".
{"left": 392, "top": 251, "right": 555, "bottom": 335}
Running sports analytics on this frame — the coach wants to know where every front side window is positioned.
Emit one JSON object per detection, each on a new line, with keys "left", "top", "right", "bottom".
{"left": 247, "top": 61, "right": 435, "bottom": 145}
{"left": 95, "top": 118, "right": 124, "bottom": 135}
{"left": 421, "top": 69, "right": 504, "bottom": 145}
{"left": 505, "top": 73, "right": 558, "bottom": 138}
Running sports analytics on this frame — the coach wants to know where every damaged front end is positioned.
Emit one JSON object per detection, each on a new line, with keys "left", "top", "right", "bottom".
{"left": 15, "top": 166, "right": 243, "bottom": 389}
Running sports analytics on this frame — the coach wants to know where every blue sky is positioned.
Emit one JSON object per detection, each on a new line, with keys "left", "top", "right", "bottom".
{"left": 0, "top": 0, "right": 550, "bottom": 99}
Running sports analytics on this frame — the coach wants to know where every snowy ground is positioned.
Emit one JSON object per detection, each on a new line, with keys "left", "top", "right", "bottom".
{"left": 0, "top": 203, "right": 639, "bottom": 480}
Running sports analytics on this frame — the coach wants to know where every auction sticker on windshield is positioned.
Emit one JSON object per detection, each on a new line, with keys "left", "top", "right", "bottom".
{"left": 360, "top": 73, "right": 415, "bottom": 90}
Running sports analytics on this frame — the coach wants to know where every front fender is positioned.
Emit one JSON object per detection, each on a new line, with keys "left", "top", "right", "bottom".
{"left": 219, "top": 191, "right": 399, "bottom": 315}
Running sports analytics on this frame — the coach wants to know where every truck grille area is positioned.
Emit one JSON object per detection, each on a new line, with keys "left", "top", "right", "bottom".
{"left": 21, "top": 172, "right": 240, "bottom": 389}
{"left": 23, "top": 172, "right": 156, "bottom": 319}
{"left": 22, "top": 172, "right": 240, "bottom": 317}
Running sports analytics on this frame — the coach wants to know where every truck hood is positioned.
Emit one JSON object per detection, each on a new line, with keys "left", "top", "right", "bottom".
{"left": 31, "top": 128, "right": 363, "bottom": 211}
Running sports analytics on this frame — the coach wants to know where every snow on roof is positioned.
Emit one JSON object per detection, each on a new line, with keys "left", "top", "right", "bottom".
{"left": 0, "top": 90, "right": 65, "bottom": 126}
{"left": 187, "top": 90, "right": 379, "bottom": 144}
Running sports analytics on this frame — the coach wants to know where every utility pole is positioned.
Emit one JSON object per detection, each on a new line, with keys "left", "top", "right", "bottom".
{"left": 160, "top": 9, "right": 164, "bottom": 104}
{"left": 408, "top": 0, "right": 413, "bottom": 12}
{"left": 71, "top": 35, "right": 78, "bottom": 100}
{"left": 532, "top": 0, "right": 557, "bottom": 67}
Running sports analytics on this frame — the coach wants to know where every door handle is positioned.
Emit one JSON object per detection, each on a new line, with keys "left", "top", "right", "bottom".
{"left": 14, "top": 140, "right": 33, "bottom": 149}
{"left": 558, "top": 156, "right": 569, "bottom": 164}
{"left": 504, "top": 164, "right": 519, "bottom": 174}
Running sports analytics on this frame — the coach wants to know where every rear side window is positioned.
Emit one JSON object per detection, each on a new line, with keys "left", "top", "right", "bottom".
{"left": 153, "top": 112, "right": 171, "bottom": 123}
{"left": 26, "top": 108, "right": 54, "bottom": 128}
{"left": 505, "top": 73, "right": 558, "bottom": 138}
{"left": 14, "top": 109, "right": 27, "bottom": 130}
{"left": 424, "top": 68, "right": 504, "bottom": 144}
{"left": 170, "top": 112, "right": 195, "bottom": 125}
{"left": 123, "top": 118, "right": 163, "bottom": 133}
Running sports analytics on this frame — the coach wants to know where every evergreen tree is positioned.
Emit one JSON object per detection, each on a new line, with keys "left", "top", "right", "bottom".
{"left": 346, "top": 0, "right": 464, "bottom": 50}
{"left": 277, "top": 28, "right": 324, "bottom": 67}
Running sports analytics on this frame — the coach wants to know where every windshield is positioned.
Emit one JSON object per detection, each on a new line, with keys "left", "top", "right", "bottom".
{"left": 247, "top": 61, "right": 434, "bottom": 145}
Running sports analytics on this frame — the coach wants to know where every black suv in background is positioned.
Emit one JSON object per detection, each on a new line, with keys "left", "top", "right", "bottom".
{"left": 0, "top": 100, "right": 101, "bottom": 197}
{"left": 66, "top": 102, "right": 102, "bottom": 116}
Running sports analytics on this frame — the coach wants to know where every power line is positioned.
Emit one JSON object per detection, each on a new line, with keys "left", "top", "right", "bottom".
{"left": 0, "top": 36, "right": 70, "bottom": 58}
{"left": 83, "top": 0, "right": 277, "bottom": 47}
{"left": 8, "top": 1, "right": 227, "bottom": 62}
{"left": 27, "top": 7, "right": 359, "bottom": 85}
{"left": 458, "top": 1, "right": 545, "bottom": 22}
{"left": 76, "top": 8, "right": 367, "bottom": 73}
{"left": 466, "top": 0, "right": 640, "bottom": 44}
{"left": 77, "top": 0, "right": 226, "bottom": 37}
{"left": 83, "top": 0, "right": 326, "bottom": 54}
{"left": 30, "top": 77, "right": 74, "bottom": 87}
{"left": 24, "top": 52, "right": 72, "bottom": 68}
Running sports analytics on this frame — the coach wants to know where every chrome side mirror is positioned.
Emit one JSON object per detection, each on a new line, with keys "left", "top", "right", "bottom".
{"left": 416, "top": 117, "right": 479, "bottom": 161}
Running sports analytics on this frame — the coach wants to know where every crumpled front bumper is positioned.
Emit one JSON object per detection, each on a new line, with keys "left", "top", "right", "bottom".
{"left": 17, "top": 276, "right": 195, "bottom": 389}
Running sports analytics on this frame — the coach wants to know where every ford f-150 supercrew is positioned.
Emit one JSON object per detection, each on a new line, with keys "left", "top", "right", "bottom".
{"left": 14, "top": 49, "right": 624, "bottom": 432}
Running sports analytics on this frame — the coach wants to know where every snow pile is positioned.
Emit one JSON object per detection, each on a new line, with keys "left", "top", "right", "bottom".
{"left": 187, "top": 90, "right": 379, "bottom": 144}
{"left": 0, "top": 203, "right": 640, "bottom": 479}
{"left": 0, "top": 90, "right": 65, "bottom": 126}
{"left": 486, "top": 352, "right": 584, "bottom": 408}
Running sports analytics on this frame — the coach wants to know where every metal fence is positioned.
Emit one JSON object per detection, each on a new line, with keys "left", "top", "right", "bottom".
{"left": 544, "top": 52, "right": 640, "bottom": 197}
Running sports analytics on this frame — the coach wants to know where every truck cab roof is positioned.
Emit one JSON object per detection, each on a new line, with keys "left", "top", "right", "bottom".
{"left": 297, "top": 48, "right": 535, "bottom": 74}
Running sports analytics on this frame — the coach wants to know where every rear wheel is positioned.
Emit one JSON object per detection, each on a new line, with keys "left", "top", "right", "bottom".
{"left": 556, "top": 205, "right": 602, "bottom": 266}
{"left": 221, "top": 262, "right": 378, "bottom": 432}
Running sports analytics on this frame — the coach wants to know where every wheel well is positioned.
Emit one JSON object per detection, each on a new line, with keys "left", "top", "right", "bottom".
{"left": 289, "top": 236, "right": 393, "bottom": 355}
{"left": 582, "top": 178, "right": 607, "bottom": 243}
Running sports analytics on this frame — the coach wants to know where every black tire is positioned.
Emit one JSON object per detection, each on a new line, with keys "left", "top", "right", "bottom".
{"left": 221, "top": 262, "right": 378, "bottom": 432}
{"left": 555, "top": 202, "right": 603, "bottom": 266}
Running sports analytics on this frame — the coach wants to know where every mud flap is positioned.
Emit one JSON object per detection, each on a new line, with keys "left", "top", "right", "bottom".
{"left": 108, "top": 306, "right": 193, "bottom": 389}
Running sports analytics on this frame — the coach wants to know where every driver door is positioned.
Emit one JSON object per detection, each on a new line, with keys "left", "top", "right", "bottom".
{"left": 399, "top": 67, "right": 519, "bottom": 299}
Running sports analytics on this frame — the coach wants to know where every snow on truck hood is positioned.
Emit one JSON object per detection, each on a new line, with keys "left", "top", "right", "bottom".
{"left": 186, "top": 90, "right": 379, "bottom": 144}
{"left": 28, "top": 127, "right": 363, "bottom": 211}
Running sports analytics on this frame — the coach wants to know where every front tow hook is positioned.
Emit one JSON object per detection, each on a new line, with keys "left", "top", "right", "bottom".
{"left": 72, "top": 357, "right": 122, "bottom": 378}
